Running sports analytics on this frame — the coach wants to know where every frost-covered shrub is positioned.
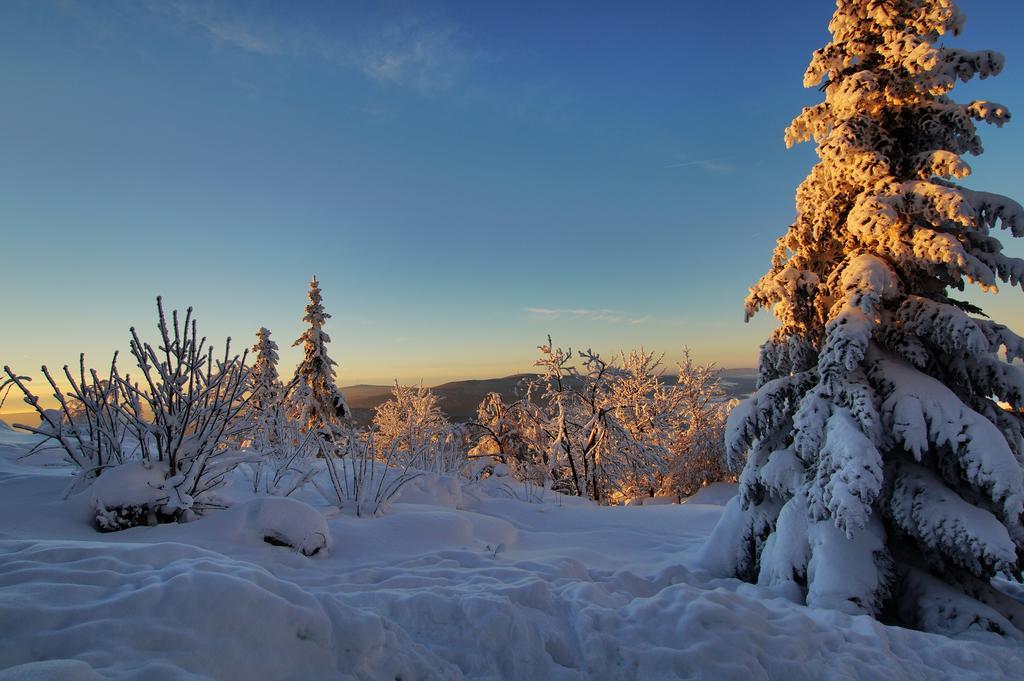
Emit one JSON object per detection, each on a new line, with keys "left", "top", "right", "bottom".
{"left": 404, "top": 425, "right": 469, "bottom": 476}
{"left": 659, "top": 356, "right": 736, "bottom": 500}
{"left": 372, "top": 382, "right": 450, "bottom": 453}
{"left": 662, "top": 404, "right": 732, "bottom": 500}
{"left": 5, "top": 298, "right": 252, "bottom": 527}
{"left": 3, "top": 356, "right": 129, "bottom": 485}
{"left": 318, "top": 432, "right": 423, "bottom": 518}
{"left": 113, "top": 299, "right": 251, "bottom": 521}
{"left": 469, "top": 341, "right": 733, "bottom": 504}
{"left": 245, "top": 423, "right": 319, "bottom": 497}
{"left": 520, "top": 339, "right": 675, "bottom": 502}
{"left": 469, "top": 391, "right": 550, "bottom": 485}
{"left": 706, "top": 0, "right": 1024, "bottom": 636}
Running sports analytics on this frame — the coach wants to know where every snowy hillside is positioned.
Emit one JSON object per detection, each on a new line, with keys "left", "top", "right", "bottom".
{"left": 1, "top": 431, "right": 1021, "bottom": 681}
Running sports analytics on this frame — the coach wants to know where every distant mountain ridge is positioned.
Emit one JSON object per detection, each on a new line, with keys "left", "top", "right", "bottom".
{"left": 344, "top": 369, "right": 758, "bottom": 425}
{"left": 1, "top": 370, "right": 758, "bottom": 429}
{"left": 342, "top": 374, "right": 537, "bottom": 427}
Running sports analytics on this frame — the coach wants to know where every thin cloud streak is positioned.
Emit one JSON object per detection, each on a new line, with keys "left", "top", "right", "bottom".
{"left": 160, "top": 2, "right": 286, "bottom": 56}
{"left": 663, "top": 155, "right": 740, "bottom": 173}
{"left": 525, "top": 307, "right": 650, "bottom": 325}
{"left": 86, "top": 0, "right": 476, "bottom": 94}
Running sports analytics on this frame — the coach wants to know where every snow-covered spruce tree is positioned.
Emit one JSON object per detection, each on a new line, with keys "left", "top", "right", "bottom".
{"left": 290, "top": 276, "right": 349, "bottom": 436}
{"left": 246, "top": 326, "right": 324, "bottom": 495}
{"left": 251, "top": 328, "right": 283, "bottom": 415}
{"left": 705, "top": 1, "right": 1024, "bottom": 636}
{"left": 249, "top": 327, "right": 285, "bottom": 451}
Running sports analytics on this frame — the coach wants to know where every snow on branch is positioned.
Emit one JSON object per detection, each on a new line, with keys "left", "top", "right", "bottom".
{"left": 809, "top": 408, "right": 884, "bottom": 537}
{"left": 888, "top": 462, "right": 1018, "bottom": 577}
{"left": 869, "top": 349, "right": 1024, "bottom": 524}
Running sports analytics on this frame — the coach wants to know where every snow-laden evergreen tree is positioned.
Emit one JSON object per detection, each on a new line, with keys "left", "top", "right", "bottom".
{"left": 249, "top": 327, "right": 285, "bottom": 451}
{"left": 704, "top": 0, "right": 1024, "bottom": 637}
{"left": 290, "top": 276, "right": 349, "bottom": 435}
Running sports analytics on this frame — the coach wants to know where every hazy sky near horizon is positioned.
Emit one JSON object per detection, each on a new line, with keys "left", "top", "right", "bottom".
{"left": 2, "top": 0, "right": 1023, "bottom": 411}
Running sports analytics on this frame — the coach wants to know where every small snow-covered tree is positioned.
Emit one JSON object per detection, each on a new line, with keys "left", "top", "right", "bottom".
{"left": 469, "top": 391, "right": 548, "bottom": 481}
{"left": 524, "top": 338, "right": 672, "bottom": 502}
{"left": 662, "top": 351, "right": 733, "bottom": 499}
{"left": 250, "top": 328, "right": 283, "bottom": 414}
{"left": 706, "top": 0, "right": 1024, "bottom": 636}
{"left": 603, "top": 348, "right": 686, "bottom": 498}
{"left": 290, "top": 276, "right": 349, "bottom": 436}
{"left": 372, "top": 381, "right": 450, "bottom": 453}
{"left": 244, "top": 327, "right": 318, "bottom": 496}
{"left": 248, "top": 327, "right": 285, "bottom": 452}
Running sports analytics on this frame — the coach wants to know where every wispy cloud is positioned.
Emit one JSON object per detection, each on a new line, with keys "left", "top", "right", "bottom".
{"left": 663, "top": 156, "right": 739, "bottom": 174}
{"left": 158, "top": 2, "right": 286, "bottom": 56}
{"left": 525, "top": 308, "right": 649, "bottom": 325}
{"left": 66, "top": 0, "right": 476, "bottom": 95}
{"left": 355, "top": 17, "right": 470, "bottom": 93}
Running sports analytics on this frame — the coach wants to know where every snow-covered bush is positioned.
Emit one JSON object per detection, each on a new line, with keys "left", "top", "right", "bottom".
{"left": 5, "top": 298, "right": 252, "bottom": 527}
{"left": 706, "top": 0, "right": 1024, "bottom": 636}
{"left": 523, "top": 338, "right": 663, "bottom": 502}
{"left": 661, "top": 352, "right": 734, "bottom": 499}
{"left": 372, "top": 382, "right": 450, "bottom": 452}
{"left": 318, "top": 432, "right": 423, "bottom": 518}
{"left": 469, "top": 339, "right": 731, "bottom": 504}
{"left": 406, "top": 426, "right": 468, "bottom": 476}
{"left": 118, "top": 299, "right": 251, "bottom": 519}
{"left": 604, "top": 348, "right": 700, "bottom": 499}
{"left": 3, "top": 356, "right": 129, "bottom": 483}
{"left": 469, "top": 391, "right": 550, "bottom": 484}
{"left": 245, "top": 422, "right": 319, "bottom": 497}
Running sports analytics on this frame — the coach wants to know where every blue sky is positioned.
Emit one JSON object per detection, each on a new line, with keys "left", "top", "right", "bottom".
{"left": 1, "top": 0, "right": 1023, "bottom": 403}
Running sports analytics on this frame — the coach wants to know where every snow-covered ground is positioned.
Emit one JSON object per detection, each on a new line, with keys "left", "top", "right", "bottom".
{"left": 1, "top": 429, "right": 1022, "bottom": 681}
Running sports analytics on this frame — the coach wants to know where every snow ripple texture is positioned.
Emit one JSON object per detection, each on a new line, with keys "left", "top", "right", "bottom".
{"left": 0, "top": 442, "right": 1021, "bottom": 680}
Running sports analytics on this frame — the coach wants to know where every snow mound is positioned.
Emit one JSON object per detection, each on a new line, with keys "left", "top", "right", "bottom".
{"left": 2, "top": 439, "right": 1023, "bottom": 680}
{"left": 239, "top": 496, "right": 331, "bottom": 557}
{"left": 0, "top": 660, "right": 105, "bottom": 681}
{"left": 0, "top": 540, "right": 337, "bottom": 680}
{"left": 0, "top": 422, "right": 48, "bottom": 450}
{"left": 682, "top": 482, "right": 738, "bottom": 506}
{"left": 394, "top": 472, "right": 464, "bottom": 508}
{"left": 91, "top": 463, "right": 167, "bottom": 510}
{"left": 623, "top": 495, "right": 675, "bottom": 506}
{"left": 90, "top": 462, "right": 169, "bottom": 531}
